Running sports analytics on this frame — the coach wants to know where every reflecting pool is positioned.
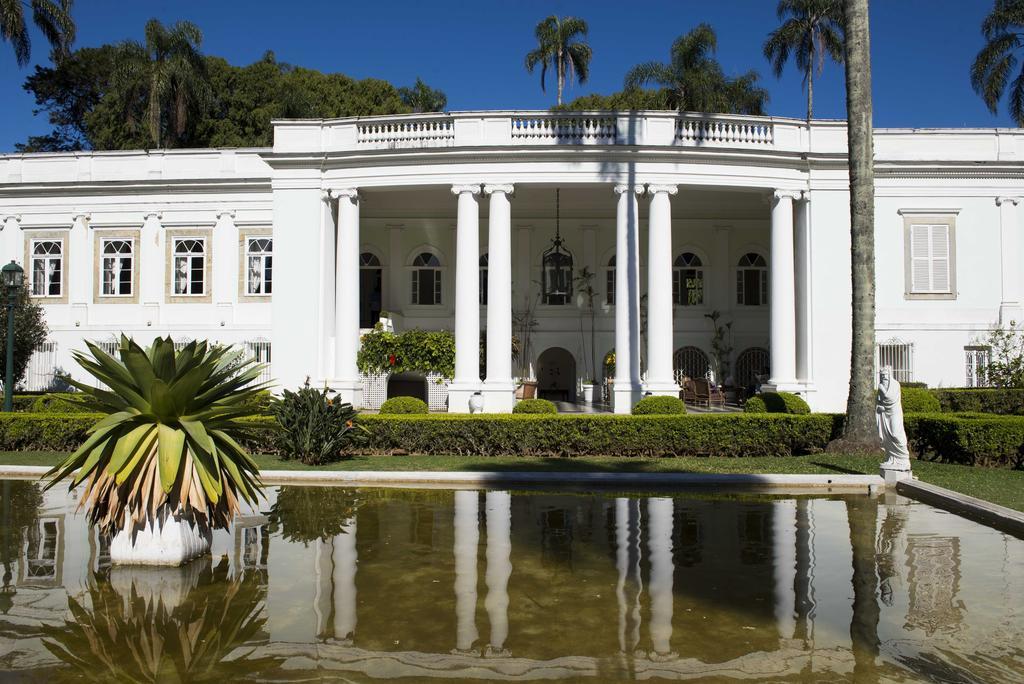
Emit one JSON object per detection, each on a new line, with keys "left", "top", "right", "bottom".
{"left": 0, "top": 480, "right": 1022, "bottom": 682}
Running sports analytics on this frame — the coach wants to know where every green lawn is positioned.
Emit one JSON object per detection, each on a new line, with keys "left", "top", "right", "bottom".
{"left": 6, "top": 451, "right": 1022, "bottom": 512}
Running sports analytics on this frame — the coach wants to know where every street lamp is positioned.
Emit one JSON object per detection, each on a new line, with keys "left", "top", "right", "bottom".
{"left": 1, "top": 261, "right": 24, "bottom": 413}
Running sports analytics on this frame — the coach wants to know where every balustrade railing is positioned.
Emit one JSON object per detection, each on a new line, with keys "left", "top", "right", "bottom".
{"left": 676, "top": 117, "right": 774, "bottom": 146}
{"left": 511, "top": 115, "right": 617, "bottom": 144}
{"left": 357, "top": 117, "right": 455, "bottom": 149}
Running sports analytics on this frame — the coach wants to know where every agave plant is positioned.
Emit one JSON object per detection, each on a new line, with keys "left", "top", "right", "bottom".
{"left": 44, "top": 336, "right": 266, "bottom": 535}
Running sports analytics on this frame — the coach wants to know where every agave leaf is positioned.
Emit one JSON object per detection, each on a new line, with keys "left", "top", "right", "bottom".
{"left": 149, "top": 337, "right": 177, "bottom": 381}
{"left": 121, "top": 343, "right": 159, "bottom": 399}
{"left": 156, "top": 424, "right": 186, "bottom": 493}
{"left": 72, "top": 436, "right": 118, "bottom": 486}
{"left": 189, "top": 441, "right": 222, "bottom": 504}
{"left": 89, "top": 410, "right": 141, "bottom": 434}
{"left": 149, "top": 380, "right": 177, "bottom": 420}
{"left": 105, "top": 424, "right": 155, "bottom": 476}
{"left": 115, "top": 428, "right": 157, "bottom": 485}
{"left": 43, "top": 423, "right": 119, "bottom": 486}
{"left": 172, "top": 366, "right": 210, "bottom": 414}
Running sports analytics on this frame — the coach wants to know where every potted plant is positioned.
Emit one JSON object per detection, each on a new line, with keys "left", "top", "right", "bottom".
{"left": 581, "top": 378, "right": 596, "bottom": 403}
{"left": 43, "top": 336, "right": 267, "bottom": 565}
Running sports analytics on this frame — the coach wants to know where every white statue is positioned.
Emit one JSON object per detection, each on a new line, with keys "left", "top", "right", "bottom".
{"left": 876, "top": 366, "right": 911, "bottom": 472}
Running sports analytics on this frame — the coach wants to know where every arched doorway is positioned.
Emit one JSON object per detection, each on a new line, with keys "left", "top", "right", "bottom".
{"left": 537, "top": 347, "right": 576, "bottom": 402}
{"left": 359, "top": 252, "right": 383, "bottom": 329}
{"left": 735, "top": 347, "right": 770, "bottom": 392}
{"left": 673, "top": 346, "right": 710, "bottom": 383}
{"left": 387, "top": 372, "right": 428, "bottom": 403}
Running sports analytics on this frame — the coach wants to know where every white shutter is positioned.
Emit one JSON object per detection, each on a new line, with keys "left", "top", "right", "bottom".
{"left": 930, "top": 224, "right": 950, "bottom": 292}
{"left": 910, "top": 224, "right": 932, "bottom": 292}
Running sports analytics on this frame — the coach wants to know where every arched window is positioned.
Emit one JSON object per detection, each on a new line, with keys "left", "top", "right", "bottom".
{"left": 360, "top": 252, "right": 381, "bottom": 268}
{"left": 736, "top": 252, "right": 768, "bottom": 306}
{"left": 605, "top": 256, "right": 616, "bottom": 306}
{"left": 673, "top": 346, "right": 710, "bottom": 383}
{"left": 411, "top": 252, "right": 442, "bottom": 305}
{"left": 673, "top": 252, "right": 704, "bottom": 306}
{"left": 479, "top": 253, "right": 488, "bottom": 306}
{"left": 735, "top": 347, "right": 770, "bottom": 389}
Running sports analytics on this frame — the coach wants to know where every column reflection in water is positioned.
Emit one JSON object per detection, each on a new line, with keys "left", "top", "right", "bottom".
{"left": 773, "top": 499, "right": 797, "bottom": 640}
{"left": 485, "top": 491, "right": 512, "bottom": 656}
{"left": 332, "top": 518, "right": 357, "bottom": 642}
{"left": 615, "top": 497, "right": 643, "bottom": 653}
{"left": 453, "top": 490, "right": 480, "bottom": 654}
{"left": 646, "top": 497, "right": 675, "bottom": 659}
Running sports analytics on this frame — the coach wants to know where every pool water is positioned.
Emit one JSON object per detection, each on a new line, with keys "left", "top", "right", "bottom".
{"left": 0, "top": 480, "right": 1021, "bottom": 682}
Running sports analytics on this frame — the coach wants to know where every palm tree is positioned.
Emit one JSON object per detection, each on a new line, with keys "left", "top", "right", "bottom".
{"left": 525, "top": 15, "right": 592, "bottom": 107}
{"left": 972, "top": 0, "right": 1024, "bottom": 126}
{"left": 830, "top": 0, "right": 880, "bottom": 453}
{"left": 0, "top": 0, "right": 74, "bottom": 66}
{"left": 111, "top": 19, "right": 211, "bottom": 148}
{"left": 763, "top": 0, "right": 845, "bottom": 121}
{"left": 398, "top": 77, "right": 448, "bottom": 113}
{"left": 624, "top": 24, "right": 769, "bottom": 115}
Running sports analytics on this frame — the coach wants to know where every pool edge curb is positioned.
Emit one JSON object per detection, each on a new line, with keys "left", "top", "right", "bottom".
{"left": 896, "top": 478, "right": 1024, "bottom": 540}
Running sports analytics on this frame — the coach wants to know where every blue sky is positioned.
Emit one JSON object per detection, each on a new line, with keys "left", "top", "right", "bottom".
{"left": 0, "top": 0, "right": 1014, "bottom": 151}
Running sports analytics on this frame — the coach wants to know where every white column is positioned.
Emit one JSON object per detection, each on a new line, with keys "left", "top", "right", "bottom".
{"left": 331, "top": 518, "right": 358, "bottom": 642}
{"left": 449, "top": 184, "right": 482, "bottom": 412}
{"left": 139, "top": 210, "right": 164, "bottom": 317}
{"left": 768, "top": 190, "right": 800, "bottom": 389}
{"left": 997, "top": 196, "right": 1022, "bottom": 325}
{"left": 614, "top": 497, "right": 643, "bottom": 653}
{"left": 0, "top": 215, "right": 22, "bottom": 269}
{"left": 68, "top": 211, "right": 91, "bottom": 307}
{"left": 795, "top": 194, "right": 813, "bottom": 383}
{"left": 319, "top": 191, "right": 337, "bottom": 381}
{"left": 334, "top": 188, "right": 363, "bottom": 406}
{"left": 212, "top": 209, "right": 237, "bottom": 326}
{"left": 773, "top": 499, "right": 797, "bottom": 640}
{"left": 484, "top": 490, "right": 512, "bottom": 656}
{"left": 613, "top": 184, "right": 643, "bottom": 414}
{"left": 453, "top": 489, "right": 480, "bottom": 654}
{"left": 483, "top": 184, "right": 516, "bottom": 412}
{"left": 645, "top": 185, "right": 679, "bottom": 396}
{"left": 647, "top": 497, "right": 675, "bottom": 659}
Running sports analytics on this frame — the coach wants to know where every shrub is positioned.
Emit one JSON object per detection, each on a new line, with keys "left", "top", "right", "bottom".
{"left": 379, "top": 396, "right": 429, "bottom": 414}
{"left": 357, "top": 329, "right": 455, "bottom": 378}
{"left": 0, "top": 413, "right": 100, "bottom": 451}
{"left": 271, "top": 384, "right": 365, "bottom": 465}
{"left": 632, "top": 396, "right": 686, "bottom": 415}
{"left": 902, "top": 381, "right": 929, "bottom": 389}
{"left": 744, "top": 392, "right": 809, "bottom": 415}
{"left": 905, "top": 413, "right": 1024, "bottom": 468}
{"left": 901, "top": 387, "right": 940, "bottom": 413}
{"left": 512, "top": 398, "right": 557, "bottom": 414}
{"left": 930, "top": 388, "right": 1024, "bottom": 415}
{"left": 30, "top": 393, "right": 87, "bottom": 413}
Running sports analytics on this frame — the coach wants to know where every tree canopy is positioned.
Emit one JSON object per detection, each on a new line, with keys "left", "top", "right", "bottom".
{"left": 19, "top": 37, "right": 445, "bottom": 151}
{"left": 525, "top": 15, "right": 592, "bottom": 106}
{"left": 972, "top": 0, "right": 1024, "bottom": 126}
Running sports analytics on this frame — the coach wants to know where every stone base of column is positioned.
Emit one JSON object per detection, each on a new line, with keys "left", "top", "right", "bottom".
{"left": 331, "top": 379, "right": 364, "bottom": 409}
{"left": 612, "top": 383, "right": 642, "bottom": 414}
{"left": 482, "top": 380, "right": 516, "bottom": 413}
{"left": 642, "top": 380, "right": 681, "bottom": 398}
{"left": 999, "top": 302, "right": 1023, "bottom": 326}
{"left": 447, "top": 381, "right": 482, "bottom": 414}
{"left": 761, "top": 380, "right": 803, "bottom": 394}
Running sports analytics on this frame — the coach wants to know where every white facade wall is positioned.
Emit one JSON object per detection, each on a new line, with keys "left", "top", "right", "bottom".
{"left": 0, "top": 112, "right": 1019, "bottom": 412}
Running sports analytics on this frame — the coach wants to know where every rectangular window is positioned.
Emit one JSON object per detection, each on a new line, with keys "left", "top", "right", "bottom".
{"left": 909, "top": 224, "right": 951, "bottom": 293}
{"left": 31, "top": 240, "right": 62, "bottom": 297}
{"left": 674, "top": 270, "right": 704, "bottom": 305}
{"left": 606, "top": 269, "right": 615, "bottom": 306}
{"left": 737, "top": 269, "right": 767, "bottom": 306}
{"left": 246, "top": 238, "right": 273, "bottom": 295}
{"left": 173, "top": 238, "right": 206, "bottom": 296}
{"left": 876, "top": 341, "right": 914, "bottom": 383}
{"left": 412, "top": 269, "right": 441, "bottom": 305}
{"left": 100, "top": 238, "right": 134, "bottom": 296}
{"left": 965, "top": 346, "right": 990, "bottom": 388}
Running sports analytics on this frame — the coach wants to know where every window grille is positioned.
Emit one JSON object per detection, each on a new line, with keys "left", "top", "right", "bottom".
{"left": 246, "top": 238, "right": 273, "bottom": 295}
{"left": 964, "top": 346, "right": 990, "bottom": 388}
{"left": 21, "top": 341, "right": 58, "bottom": 392}
{"left": 245, "top": 339, "right": 273, "bottom": 385}
{"left": 31, "top": 240, "right": 62, "bottom": 297}
{"left": 735, "top": 347, "right": 770, "bottom": 389}
{"left": 876, "top": 339, "right": 914, "bottom": 383}
{"left": 736, "top": 253, "right": 767, "bottom": 306}
{"left": 673, "top": 253, "right": 704, "bottom": 306}
{"left": 673, "top": 346, "right": 710, "bottom": 383}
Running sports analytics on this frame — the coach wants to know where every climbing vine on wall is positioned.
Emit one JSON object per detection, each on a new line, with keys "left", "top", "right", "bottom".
{"left": 357, "top": 329, "right": 456, "bottom": 378}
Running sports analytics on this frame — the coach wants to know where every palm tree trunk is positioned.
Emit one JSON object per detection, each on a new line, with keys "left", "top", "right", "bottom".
{"left": 830, "top": 0, "right": 881, "bottom": 453}
{"left": 148, "top": 75, "right": 162, "bottom": 148}
{"left": 807, "top": 65, "right": 814, "bottom": 122}
{"left": 847, "top": 497, "right": 880, "bottom": 680}
{"left": 557, "top": 46, "right": 565, "bottom": 106}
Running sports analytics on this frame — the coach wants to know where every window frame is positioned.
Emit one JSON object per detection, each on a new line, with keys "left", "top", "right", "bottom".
{"left": 901, "top": 210, "right": 957, "bottom": 301}
{"left": 166, "top": 229, "right": 213, "bottom": 303}
{"left": 29, "top": 238, "right": 65, "bottom": 299}
{"left": 409, "top": 251, "right": 443, "bottom": 307}
{"left": 245, "top": 236, "right": 273, "bottom": 296}
{"left": 100, "top": 237, "right": 135, "bottom": 298}
{"left": 673, "top": 251, "right": 705, "bottom": 307}
{"left": 735, "top": 252, "right": 768, "bottom": 307}
{"left": 605, "top": 256, "right": 616, "bottom": 306}
{"left": 93, "top": 229, "right": 140, "bottom": 304}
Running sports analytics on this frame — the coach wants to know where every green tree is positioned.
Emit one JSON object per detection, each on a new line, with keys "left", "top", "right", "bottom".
{"left": 398, "top": 77, "right": 447, "bottom": 113}
{"left": 0, "top": 285, "right": 48, "bottom": 394}
{"left": 984, "top": 323, "right": 1024, "bottom": 387}
{"left": 556, "top": 87, "right": 669, "bottom": 111}
{"left": 0, "top": 0, "right": 74, "bottom": 66}
{"left": 111, "top": 19, "right": 212, "bottom": 148}
{"left": 525, "top": 15, "right": 592, "bottom": 106}
{"left": 763, "top": 0, "right": 845, "bottom": 121}
{"left": 624, "top": 24, "right": 769, "bottom": 115}
{"left": 972, "top": 0, "right": 1024, "bottom": 125}
{"left": 830, "top": 0, "right": 880, "bottom": 453}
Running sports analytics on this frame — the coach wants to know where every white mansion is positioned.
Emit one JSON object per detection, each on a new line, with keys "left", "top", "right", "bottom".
{"left": 0, "top": 110, "right": 1020, "bottom": 412}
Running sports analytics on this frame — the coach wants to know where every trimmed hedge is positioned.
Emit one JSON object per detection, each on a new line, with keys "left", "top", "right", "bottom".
{"left": 745, "top": 392, "right": 810, "bottom": 415}
{"left": 512, "top": 399, "right": 557, "bottom": 414}
{"left": 930, "top": 388, "right": 1024, "bottom": 415}
{"left": 632, "top": 396, "right": 686, "bottom": 415}
{"left": 905, "top": 413, "right": 1024, "bottom": 468}
{"left": 901, "top": 387, "right": 941, "bottom": 413}
{"left": 30, "top": 393, "right": 87, "bottom": 413}
{"left": 356, "top": 413, "right": 840, "bottom": 457}
{"left": 379, "top": 397, "right": 429, "bottom": 414}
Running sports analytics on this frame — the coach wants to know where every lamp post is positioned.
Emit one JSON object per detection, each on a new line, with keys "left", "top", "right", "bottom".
{"left": 1, "top": 261, "right": 24, "bottom": 413}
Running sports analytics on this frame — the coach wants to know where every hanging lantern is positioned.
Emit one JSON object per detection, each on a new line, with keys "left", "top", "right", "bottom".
{"left": 541, "top": 189, "right": 574, "bottom": 305}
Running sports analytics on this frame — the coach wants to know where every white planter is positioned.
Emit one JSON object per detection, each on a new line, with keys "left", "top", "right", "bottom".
{"left": 110, "top": 514, "right": 212, "bottom": 566}
{"left": 582, "top": 383, "right": 595, "bottom": 403}
{"left": 468, "top": 391, "right": 484, "bottom": 414}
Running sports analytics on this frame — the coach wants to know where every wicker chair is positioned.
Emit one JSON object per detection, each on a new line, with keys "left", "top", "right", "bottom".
{"left": 679, "top": 377, "right": 698, "bottom": 405}
{"left": 694, "top": 378, "right": 726, "bottom": 408}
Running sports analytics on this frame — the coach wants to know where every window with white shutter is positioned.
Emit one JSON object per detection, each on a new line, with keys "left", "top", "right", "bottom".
{"left": 901, "top": 212, "right": 957, "bottom": 300}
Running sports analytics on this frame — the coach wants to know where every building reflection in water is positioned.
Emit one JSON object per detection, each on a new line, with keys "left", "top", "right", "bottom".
{"left": 1, "top": 483, "right": 1023, "bottom": 681}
